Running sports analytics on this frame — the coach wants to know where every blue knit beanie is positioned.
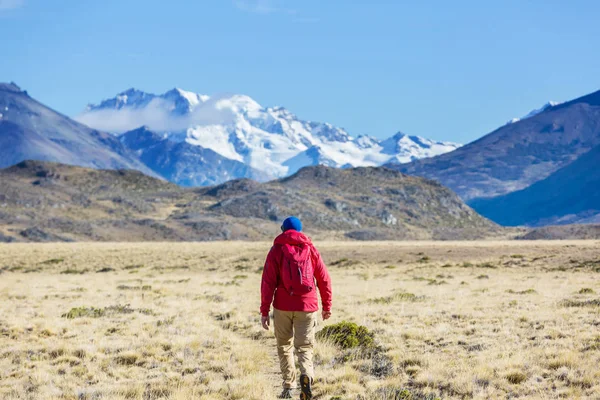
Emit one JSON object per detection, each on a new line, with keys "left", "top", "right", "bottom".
{"left": 281, "top": 216, "right": 302, "bottom": 232}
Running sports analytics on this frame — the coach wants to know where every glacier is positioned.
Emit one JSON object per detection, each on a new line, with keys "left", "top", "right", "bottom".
{"left": 78, "top": 88, "right": 461, "bottom": 181}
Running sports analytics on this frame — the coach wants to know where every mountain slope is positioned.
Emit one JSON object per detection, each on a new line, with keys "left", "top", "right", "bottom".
{"left": 0, "top": 161, "right": 498, "bottom": 242}
{"left": 389, "top": 89, "right": 600, "bottom": 201}
{"left": 120, "top": 127, "right": 269, "bottom": 186}
{"left": 78, "top": 88, "right": 461, "bottom": 180}
{"left": 196, "top": 165, "right": 498, "bottom": 240}
{"left": 470, "top": 144, "right": 600, "bottom": 226}
{"left": 0, "top": 83, "right": 155, "bottom": 175}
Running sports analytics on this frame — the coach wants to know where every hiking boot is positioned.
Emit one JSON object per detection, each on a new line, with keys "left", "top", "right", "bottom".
{"left": 299, "top": 374, "right": 312, "bottom": 400}
{"left": 278, "top": 388, "right": 293, "bottom": 399}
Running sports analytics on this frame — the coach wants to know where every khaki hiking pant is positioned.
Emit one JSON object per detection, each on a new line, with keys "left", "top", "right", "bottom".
{"left": 273, "top": 308, "right": 317, "bottom": 389}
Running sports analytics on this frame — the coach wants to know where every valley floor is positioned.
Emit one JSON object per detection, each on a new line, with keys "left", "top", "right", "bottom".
{"left": 0, "top": 241, "right": 599, "bottom": 399}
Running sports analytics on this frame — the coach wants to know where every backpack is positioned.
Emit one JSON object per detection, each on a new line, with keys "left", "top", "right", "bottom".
{"left": 280, "top": 243, "right": 315, "bottom": 296}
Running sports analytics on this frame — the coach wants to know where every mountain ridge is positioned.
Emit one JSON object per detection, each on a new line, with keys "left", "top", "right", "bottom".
{"left": 78, "top": 87, "right": 461, "bottom": 181}
{"left": 389, "top": 88, "right": 600, "bottom": 202}
{"left": 0, "top": 83, "right": 158, "bottom": 176}
{"left": 0, "top": 161, "right": 499, "bottom": 242}
{"left": 470, "top": 144, "right": 600, "bottom": 226}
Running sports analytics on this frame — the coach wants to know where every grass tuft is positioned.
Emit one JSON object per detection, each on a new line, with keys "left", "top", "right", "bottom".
{"left": 506, "top": 289, "right": 536, "bottom": 295}
{"left": 505, "top": 370, "right": 528, "bottom": 384}
{"left": 560, "top": 298, "right": 600, "bottom": 308}
{"left": 40, "top": 258, "right": 64, "bottom": 265}
{"left": 369, "top": 291, "right": 422, "bottom": 304}
{"left": 62, "top": 304, "right": 153, "bottom": 319}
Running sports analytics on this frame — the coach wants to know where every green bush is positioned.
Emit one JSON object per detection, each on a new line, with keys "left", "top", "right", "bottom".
{"left": 316, "top": 321, "right": 375, "bottom": 349}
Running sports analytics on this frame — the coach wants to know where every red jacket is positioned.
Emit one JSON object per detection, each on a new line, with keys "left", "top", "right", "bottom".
{"left": 260, "top": 230, "right": 332, "bottom": 316}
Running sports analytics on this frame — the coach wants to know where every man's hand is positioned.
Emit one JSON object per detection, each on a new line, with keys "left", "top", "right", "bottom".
{"left": 322, "top": 310, "right": 332, "bottom": 320}
{"left": 261, "top": 315, "right": 270, "bottom": 330}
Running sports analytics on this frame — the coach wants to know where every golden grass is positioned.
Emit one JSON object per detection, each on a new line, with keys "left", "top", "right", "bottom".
{"left": 0, "top": 240, "right": 599, "bottom": 399}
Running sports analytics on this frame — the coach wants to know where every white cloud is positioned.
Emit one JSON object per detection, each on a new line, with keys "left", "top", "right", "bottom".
{"left": 75, "top": 97, "right": 237, "bottom": 135}
{"left": 0, "top": 0, "right": 24, "bottom": 11}
{"left": 234, "top": 1, "right": 317, "bottom": 24}
{"left": 234, "top": 0, "right": 296, "bottom": 15}
{"left": 234, "top": 0, "right": 275, "bottom": 13}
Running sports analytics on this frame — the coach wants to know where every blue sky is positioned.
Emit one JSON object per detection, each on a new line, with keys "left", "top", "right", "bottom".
{"left": 1, "top": 0, "right": 599, "bottom": 143}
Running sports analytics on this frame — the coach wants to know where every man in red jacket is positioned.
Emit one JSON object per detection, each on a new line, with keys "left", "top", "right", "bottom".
{"left": 261, "top": 216, "right": 332, "bottom": 400}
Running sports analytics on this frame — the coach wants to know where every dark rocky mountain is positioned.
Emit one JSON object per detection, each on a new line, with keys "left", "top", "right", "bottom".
{"left": 0, "top": 161, "right": 499, "bottom": 242}
{"left": 119, "top": 127, "right": 269, "bottom": 186}
{"left": 470, "top": 144, "right": 600, "bottom": 226}
{"left": 389, "top": 89, "right": 600, "bottom": 202}
{"left": 0, "top": 83, "right": 155, "bottom": 175}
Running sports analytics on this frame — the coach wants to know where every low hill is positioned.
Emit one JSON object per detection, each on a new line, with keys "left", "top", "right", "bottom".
{"left": 470, "top": 145, "right": 600, "bottom": 226}
{"left": 517, "top": 224, "right": 600, "bottom": 240}
{"left": 0, "top": 161, "right": 499, "bottom": 242}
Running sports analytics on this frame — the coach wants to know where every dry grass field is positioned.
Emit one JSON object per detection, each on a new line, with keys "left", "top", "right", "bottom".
{"left": 1, "top": 240, "right": 599, "bottom": 399}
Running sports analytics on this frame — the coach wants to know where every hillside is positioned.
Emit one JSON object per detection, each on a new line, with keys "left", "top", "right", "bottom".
{"left": 0, "top": 83, "right": 155, "bottom": 175}
{"left": 390, "top": 89, "right": 600, "bottom": 201}
{"left": 470, "top": 144, "right": 600, "bottom": 226}
{"left": 0, "top": 161, "right": 499, "bottom": 242}
{"left": 517, "top": 224, "right": 600, "bottom": 240}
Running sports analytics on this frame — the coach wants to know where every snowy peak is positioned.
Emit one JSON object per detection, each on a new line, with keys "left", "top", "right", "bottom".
{"left": 381, "top": 132, "right": 461, "bottom": 164}
{"left": 355, "top": 135, "right": 380, "bottom": 149}
{"left": 87, "top": 87, "right": 210, "bottom": 115}
{"left": 283, "top": 145, "right": 338, "bottom": 175}
{"left": 79, "top": 87, "right": 462, "bottom": 184}
{"left": 508, "top": 101, "right": 562, "bottom": 124}
{"left": 161, "top": 88, "right": 208, "bottom": 114}
{"left": 86, "top": 88, "right": 156, "bottom": 111}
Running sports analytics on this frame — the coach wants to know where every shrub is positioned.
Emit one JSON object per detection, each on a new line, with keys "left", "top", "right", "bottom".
{"left": 62, "top": 306, "right": 106, "bottom": 319}
{"left": 316, "top": 321, "right": 375, "bottom": 350}
{"left": 61, "top": 268, "right": 88, "bottom": 275}
{"left": 578, "top": 288, "right": 595, "bottom": 294}
{"left": 476, "top": 262, "right": 497, "bottom": 269}
{"left": 427, "top": 279, "right": 447, "bottom": 285}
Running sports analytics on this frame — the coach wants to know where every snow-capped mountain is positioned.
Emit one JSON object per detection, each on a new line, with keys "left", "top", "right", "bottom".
{"left": 77, "top": 88, "right": 461, "bottom": 184}
{"left": 507, "top": 101, "right": 562, "bottom": 124}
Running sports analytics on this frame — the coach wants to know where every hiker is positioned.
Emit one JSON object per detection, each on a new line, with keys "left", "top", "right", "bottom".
{"left": 260, "top": 216, "right": 333, "bottom": 400}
